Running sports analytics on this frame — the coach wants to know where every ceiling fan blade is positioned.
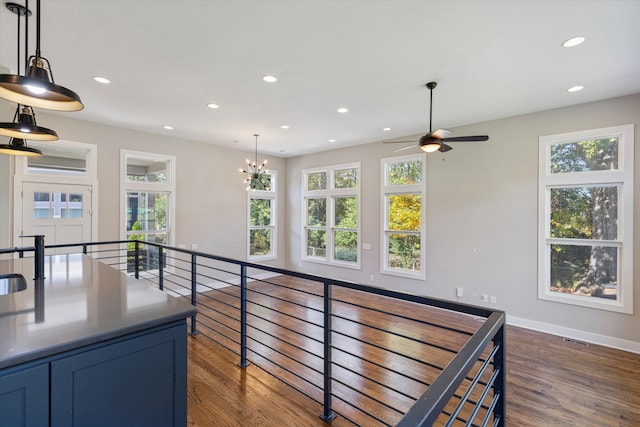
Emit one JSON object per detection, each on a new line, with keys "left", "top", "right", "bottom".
{"left": 441, "top": 135, "right": 489, "bottom": 142}
{"left": 393, "top": 144, "right": 418, "bottom": 153}
{"left": 431, "top": 128, "right": 451, "bottom": 139}
{"left": 384, "top": 140, "right": 417, "bottom": 144}
{"left": 438, "top": 143, "right": 453, "bottom": 152}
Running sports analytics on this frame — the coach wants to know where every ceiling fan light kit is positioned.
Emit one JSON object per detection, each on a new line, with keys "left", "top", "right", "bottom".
{"left": 0, "top": 0, "right": 83, "bottom": 157}
{"left": 385, "top": 81, "right": 489, "bottom": 154}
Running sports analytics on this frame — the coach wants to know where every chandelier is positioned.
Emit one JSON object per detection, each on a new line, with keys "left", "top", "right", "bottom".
{"left": 239, "top": 134, "right": 270, "bottom": 191}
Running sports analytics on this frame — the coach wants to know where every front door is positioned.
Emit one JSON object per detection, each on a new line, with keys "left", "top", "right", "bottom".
{"left": 21, "top": 182, "right": 93, "bottom": 252}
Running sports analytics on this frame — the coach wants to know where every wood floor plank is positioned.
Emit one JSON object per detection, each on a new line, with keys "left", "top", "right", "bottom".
{"left": 186, "top": 276, "right": 640, "bottom": 426}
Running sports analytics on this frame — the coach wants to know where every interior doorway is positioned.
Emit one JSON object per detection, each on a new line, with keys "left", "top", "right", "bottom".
{"left": 12, "top": 140, "right": 99, "bottom": 252}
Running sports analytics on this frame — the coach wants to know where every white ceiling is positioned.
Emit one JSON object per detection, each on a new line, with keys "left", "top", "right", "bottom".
{"left": 1, "top": 0, "right": 639, "bottom": 157}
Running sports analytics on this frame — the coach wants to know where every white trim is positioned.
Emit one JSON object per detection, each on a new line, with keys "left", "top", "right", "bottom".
{"left": 507, "top": 315, "right": 640, "bottom": 354}
{"left": 537, "top": 124, "right": 634, "bottom": 314}
{"left": 13, "top": 140, "right": 99, "bottom": 246}
{"left": 120, "top": 149, "right": 176, "bottom": 246}
{"left": 301, "top": 162, "right": 361, "bottom": 269}
{"left": 380, "top": 154, "right": 426, "bottom": 280}
{"left": 247, "top": 170, "right": 277, "bottom": 261}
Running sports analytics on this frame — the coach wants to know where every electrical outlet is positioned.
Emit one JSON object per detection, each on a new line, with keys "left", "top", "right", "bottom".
{"left": 456, "top": 287, "right": 464, "bottom": 298}
{"left": 191, "top": 243, "right": 198, "bottom": 250}
{"left": 178, "top": 244, "right": 186, "bottom": 249}
{"left": 490, "top": 296, "right": 497, "bottom": 304}
{"left": 481, "top": 294, "right": 489, "bottom": 303}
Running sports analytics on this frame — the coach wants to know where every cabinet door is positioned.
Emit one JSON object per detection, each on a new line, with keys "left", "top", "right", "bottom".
{"left": 0, "top": 364, "right": 49, "bottom": 427}
{"left": 51, "top": 323, "right": 187, "bottom": 427}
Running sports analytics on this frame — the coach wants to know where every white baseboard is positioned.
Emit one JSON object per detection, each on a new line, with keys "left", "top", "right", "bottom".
{"left": 507, "top": 314, "right": 640, "bottom": 354}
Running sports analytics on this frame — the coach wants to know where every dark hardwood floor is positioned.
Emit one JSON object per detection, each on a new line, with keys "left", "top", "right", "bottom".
{"left": 184, "top": 280, "right": 640, "bottom": 426}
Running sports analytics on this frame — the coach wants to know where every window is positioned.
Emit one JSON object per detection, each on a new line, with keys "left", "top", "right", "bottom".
{"left": 121, "top": 150, "right": 175, "bottom": 271}
{"left": 302, "top": 163, "right": 360, "bottom": 267}
{"left": 25, "top": 142, "right": 91, "bottom": 176}
{"left": 33, "top": 192, "right": 83, "bottom": 219}
{"left": 381, "top": 155, "right": 426, "bottom": 279}
{"left": 538, "top": 125, "right": 634, "bottom": 313}
{"left": 248, "top": 172, "right": 276, "bottom": 260}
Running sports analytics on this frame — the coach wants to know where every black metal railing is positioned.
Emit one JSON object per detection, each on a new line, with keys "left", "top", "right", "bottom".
{"left": 4, "top": 240, "right": 506, "bottom": 426}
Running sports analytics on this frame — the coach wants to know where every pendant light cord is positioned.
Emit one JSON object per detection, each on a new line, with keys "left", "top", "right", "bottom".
{"left": 16, "top": 4, "right": 21, "bottom": 74}
{"left": 25, "top": 0, "right": 29, "bottom": 72}
{"left": 254, "top": 134, "right": 259, "bottom": 166}
{"left": 35, "top": 0, "right": 41, "bottom": 58}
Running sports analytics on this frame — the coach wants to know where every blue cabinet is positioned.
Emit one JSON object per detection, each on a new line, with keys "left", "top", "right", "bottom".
{"left": 0, "top": 321, "right": 188, "bottom": 427}
{"left": 0, "top": 364, "right": 49, "bottom": 427}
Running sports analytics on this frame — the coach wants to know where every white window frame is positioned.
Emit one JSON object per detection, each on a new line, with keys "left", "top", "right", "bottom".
{"left": 120, "top": 150, "right": 176, "bottom": 248}
{"left": 381, "top": 154, "right": 426, "bottom": 280}
{"left": 247, "top": 171, "right": 277, "bottom": 261}
{"left": 302, "top": 162, "right": 361, "bottom": 269}
{"left": 538, "top": 124, "right": 634, "bottom": 313}
{"left": 13, "top": 140, "right": 99, "bottom": 246}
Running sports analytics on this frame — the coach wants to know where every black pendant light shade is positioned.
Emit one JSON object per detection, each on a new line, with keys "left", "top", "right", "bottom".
{"left": 0, "top": 137, "right": 43, "bottom": 157}
{"left": 0, "top": 60, "right": 83, "bottom": 111}
{"left": 0, "top": 0, "right": 83, "bottom": 111}
{"left": 0, "top": 105, "right": 58, "bottom": 140}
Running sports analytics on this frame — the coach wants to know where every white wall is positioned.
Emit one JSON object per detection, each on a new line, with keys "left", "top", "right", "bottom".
{"left": 8, "top": 112, "right": 288, "bottom": 267}
{"left": 2, "top": 93, "right": 638, "bottom": 350}
{"left": 286, "top": 94, "right": 640, "bottom": 350}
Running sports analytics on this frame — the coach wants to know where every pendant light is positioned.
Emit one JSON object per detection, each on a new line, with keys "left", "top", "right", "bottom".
{"left": 0, "top": 2, "right": 46, "bottom": 156}
{"left": 0, "top": 0, "right": 83, "bottom": 111}
{"left": 239, "top": 134, "right": 270, "bottom": 191}
{"left": 0, "top": 137, "right": 42, "bottom": 156}
{"left": 0, "top": 5, "right": 59, "bottom": 141}
{"left": 0, "top": 105, "right": 58, "bottom": 140}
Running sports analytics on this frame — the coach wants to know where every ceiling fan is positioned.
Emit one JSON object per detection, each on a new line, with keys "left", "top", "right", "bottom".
{"left": 385, "top": 82, "right": 489, "bottom": 153}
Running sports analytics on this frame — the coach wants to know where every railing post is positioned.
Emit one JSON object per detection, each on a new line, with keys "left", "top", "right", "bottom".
{"left": 158, "top": 246, "right": 164, "bottom": 291}
{"left": 238, "top": 264, "right": 250, "bottom": 368}
{"left": 493, "top": 324, "right": 506, "bottom": 426}
{"left": 134, "top": 240, "right": 140, "bottom": 279}
{"left": 190, "top": 253, "right": 199, "bottom": 336}
{"left": 320, "top": 280, "right": 336, "bottom": 422}
{"left": 33, "top": 235, "right": 45, "bottom": 280}
{"left": 82, "top": 243, "right": 88, "bottom": 255}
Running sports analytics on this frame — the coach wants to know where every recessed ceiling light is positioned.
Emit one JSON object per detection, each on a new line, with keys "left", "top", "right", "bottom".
{"left": 567, "top": 85, "right": 584, "bottom": 93}
{"left": 262, "top": 75, "right": 277, "bottom": 83}
{"left": 382, "top": 127, "right": 391, "bottom": 131}
{"left": 93, "top": 76, "right": 110, "bottom": 84}
{"left": 164, "top": 125, "right": 174, "bottom": 130}
{"left": 337, "top": 107, "right": 348, "bottom": 113}
{"left": 280, "top": 125, "right": 290, "bottom": 129}
{"left": 207, "top": 103, "right": 219, "bottom": 109}
{"left": 328, "top": 139, "right": 336, "bottom": 142}
{"left": 562, "top": 36, "right": 585, "bottom": 48}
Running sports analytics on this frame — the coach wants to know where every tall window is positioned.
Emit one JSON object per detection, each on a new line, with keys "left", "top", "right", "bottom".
{"left": 538, "top": 125, "right": 634, "bottom": 313}
{"left": 248, "top": 172, "right": 276, "bottom": 260}
{"left": 302, "top": 163, "right": 360, "bottom": 268}
{"left": 120, "top": 150, "right": 175, "bottom": 255}
{"left": 382, "top": 155, "right": 425, "bottom": 279}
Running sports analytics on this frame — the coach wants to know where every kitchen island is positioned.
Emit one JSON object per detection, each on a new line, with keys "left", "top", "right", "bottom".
{"left": 0, "top": 254, "right": 196, "bottom": 427}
